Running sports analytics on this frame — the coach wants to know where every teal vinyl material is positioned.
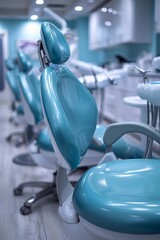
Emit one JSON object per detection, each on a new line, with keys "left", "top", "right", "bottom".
{"left": 18, "top": 72, "right": 43, "bottom": 124}
{"left": 90, "top": 124, "right": 144, "bottom": 158}
{"left": 17, "top": 49, "right": 33, "bottom": 73}
{"left": 90, "top": 124, "right": 106, "bottom": 152}
{"left": 17, "top": 49, "right": 43, "bottom": 124}
{"left": 41, "top": 22, "right": 70, "bottom": 64}
{"left": 112, "top": 138, "right": 144, "bottom": 159}
{"left": 40, "top": 65, "right": 98, "bottom": 170}
{"left": 37, "top": 127, "right": 53, "bottom": 152}
{"left": 73, "top": 159, "right": 160, "bottom": 234}
{"left": 40, "top": 22, "right": 146, "bottom": 166}
{"left": 5, "top": 59, "right": 15, "bottom": 71}
{"left": 16, "top": 104, "right": 24, "bottom": 115}
{"left": 5, "top": 70, "right": 21, "bottom": 101}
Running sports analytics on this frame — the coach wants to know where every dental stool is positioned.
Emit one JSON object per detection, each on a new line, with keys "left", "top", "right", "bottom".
{"left": 40, "top": 22, "right": 160, "bottom": 240}
{"left": 5, "top": 59, "right": 26, "bottom": 146}
{"left": 13, "top": 49, "right": 58, "bottom": 215}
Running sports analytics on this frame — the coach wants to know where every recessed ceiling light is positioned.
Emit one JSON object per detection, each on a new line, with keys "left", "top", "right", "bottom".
{"left": 31, "top": 14, "right": 38, "bottom": 20}
{"left": 87, "top": 0, "right": 95, "bottom": 3}
{"left": 101, "top": 7, "right": 107, "bottom": 12}
{"left": 113, "top": 10, "right": 117, "bottom": 15}
{"left": 36, "top": 0, "right": 44, "bottom": 5}
{"left": 75, "top": 6, "right": 83, "bottom": 11}
{"left": 108, "top": 8, "right": 113, "bottom": 13}
{"left": 105, "top": 21, "right": 112, "bottom": 27}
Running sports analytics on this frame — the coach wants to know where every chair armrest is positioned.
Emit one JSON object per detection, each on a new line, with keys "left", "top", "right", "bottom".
{"left": 103, "top": 122, "right": 160, "bottom": 147}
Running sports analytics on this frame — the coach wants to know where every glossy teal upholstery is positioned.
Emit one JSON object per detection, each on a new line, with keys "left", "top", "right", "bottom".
{"left": 18, "top": 72, "right": 42, "bottom": 124}
{"left": 16, "top": 104, "right": 24, "bottom": 115}
{"left": 41, "top": 22, "right": 70, "bottom": 64}
{"left": 40, "top": 22, "right": 160, "bottom": 236}
{"left": 17, "top": 49, "right": 55, "bottom": 154}
{"left": 40, "top": 22, "right": 146, "bottom": 162}
{"left": 17, "top": 49, "right": 33, "bottom": 74}
{"left": 73, "top": 159, "right": 160, "bottom": 234}
{"left": 37, "top": 127, "right": 53, "bottom": 152}
{"left": 5, "top": 60, "right": 21, "bottom": 101}
{"left": 5, "top": 59, "right": 15, "bottom": 70}
{"left": 91, "top": 124, "right": 144, "bottom": 158}
{"left": 41, "top": 65, "right": 97, "bottom": 170}
{"left": 40, "top": 22, "right": 97, "bottom": 170}
{"left": 17, "top": 50, "right": 43, "bottom": 124}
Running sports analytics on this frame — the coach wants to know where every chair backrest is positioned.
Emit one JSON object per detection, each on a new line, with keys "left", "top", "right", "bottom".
{"left": 17, "top": 49, "right": 43, "bottom": 125}
{"left": 40, "top": 22, "right": 98, "bottom": 170}
{"left": 5, "top": 59, "right": 21, "bottom": 101}
{"left": 17, "top": 49, "right": 33, "bottom": 74}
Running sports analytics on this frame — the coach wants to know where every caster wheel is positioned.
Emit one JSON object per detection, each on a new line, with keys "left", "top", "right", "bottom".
{"left": 15, "top": 142, "right": 21, "bottom": 147}
{"left": 6, "top": 136, "right": 11, "bottom": 142}
{"left": 20, "top": 206, "right": 32, "bottom": 215}
{"left": 13, "top": 188, "right": 22, "bottom": 196}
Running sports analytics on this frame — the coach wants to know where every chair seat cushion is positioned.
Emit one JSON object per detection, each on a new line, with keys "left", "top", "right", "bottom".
{"left": 73, "top": 159, "right": 160, "bottom": 234}
{"left": 37, "top": 127, "right": 54, "bottom": 152}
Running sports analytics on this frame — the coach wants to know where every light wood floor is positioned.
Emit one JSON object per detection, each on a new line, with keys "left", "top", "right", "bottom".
{"left": 0, "top": 102, "right": 73, "bottom": 240}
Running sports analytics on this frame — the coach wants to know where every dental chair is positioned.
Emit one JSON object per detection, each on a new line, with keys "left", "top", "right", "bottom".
{"left": 37, "top": 21, "right": 148, "bottom": 162}
{"left": 15, "top": 22, "right": 152, "bottom": 215}
{"left": 13, "top": 49, "right": 58, "bottom": 215}
{"left": 40, "top": 22, "right": 160, "bottom": 240}
{"left": 5, "top": 59, "right": 26, "bottom": 146}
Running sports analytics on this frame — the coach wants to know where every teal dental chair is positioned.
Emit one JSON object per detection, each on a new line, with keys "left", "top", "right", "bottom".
{"left": 13, "top": 49, "right": 58, "bottom": 215}
{"left": 5, "top": 59, "right": 26, "bottom": 146}
{"left": 40, "top": 22, "right": 160, "bottom": 240}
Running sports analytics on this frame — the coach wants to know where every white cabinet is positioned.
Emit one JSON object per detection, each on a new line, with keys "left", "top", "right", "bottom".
{"left": 89, "top": 0, "right": 153, "bottom": 50}
{"left": 155, "top": 0, "right": 160, "bottom": 33}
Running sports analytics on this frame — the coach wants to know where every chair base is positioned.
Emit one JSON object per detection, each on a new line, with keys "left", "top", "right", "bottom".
{"left": 13, "top": 153, "right": 37, "bottom": 166}
{"left": 6, "top": 131, "right": 26, "bottom": 147}
{"left": 20, "top": 183, "right": 57, "bottom": 215}
{"left": 14, "top": 172, "right": 58, "bottom": 215}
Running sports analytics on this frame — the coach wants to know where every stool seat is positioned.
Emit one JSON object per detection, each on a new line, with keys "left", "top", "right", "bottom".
{"left": 37, "top": 127, "right": 54, "bottom": 152}
{"left": 73, "top": 159, "right": 160, "bottom": 234}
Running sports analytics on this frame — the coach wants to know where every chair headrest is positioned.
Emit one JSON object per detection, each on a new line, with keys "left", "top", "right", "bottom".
{"left": 5, "top": 59, "right": 15, "bottom": 70}
{"left": 40, "top": 22, "right": 70, "bottom": 65}
{"left": 17, "top": 49, "right": 33, "bottom": 73}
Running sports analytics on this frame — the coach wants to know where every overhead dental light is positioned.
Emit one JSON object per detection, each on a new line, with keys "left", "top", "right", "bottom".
{"left": 75, "top": 6, "right": 83, "bottom": 11}
{"left": 36, "top": 0, "right": 44, "bottom": 5}
{"left": 30, "top": 14, "right": 38, "bottom": 20}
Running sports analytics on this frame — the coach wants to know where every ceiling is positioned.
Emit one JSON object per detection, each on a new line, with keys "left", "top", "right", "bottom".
{"left": 0, "top": 0, "right": 109, "bottom": 21}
